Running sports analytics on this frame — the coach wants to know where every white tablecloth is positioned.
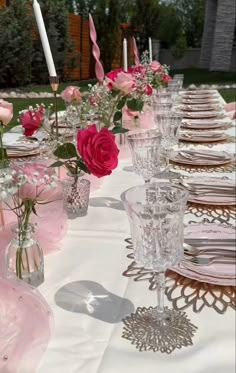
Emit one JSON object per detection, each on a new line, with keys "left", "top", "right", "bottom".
{"left": 37, "top": 92, "right": 235, "bottom": 373}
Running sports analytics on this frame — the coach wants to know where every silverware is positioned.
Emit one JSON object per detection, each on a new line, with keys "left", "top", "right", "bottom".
{"left": 183, "top": 255, "right": 236, "bottom": 266}
{"left": 184, "top": 243, "right": 236, "bottom": 257}
{"left": 184, "top": 239, "right": 236, "bottom": 247}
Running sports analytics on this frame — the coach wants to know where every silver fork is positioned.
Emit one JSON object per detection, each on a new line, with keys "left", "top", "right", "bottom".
{"left": 183, "top": 255, "right": 236, "bottom": 266}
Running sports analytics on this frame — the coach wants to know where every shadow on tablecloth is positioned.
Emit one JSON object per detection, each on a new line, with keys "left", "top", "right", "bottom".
{"left": 55, "top": 280, "right": 134, "bottom": 323}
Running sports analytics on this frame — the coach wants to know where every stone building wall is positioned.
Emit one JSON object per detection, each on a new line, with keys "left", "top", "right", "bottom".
{"left": 200, "top": 0, "right": 236, "bottom": 71}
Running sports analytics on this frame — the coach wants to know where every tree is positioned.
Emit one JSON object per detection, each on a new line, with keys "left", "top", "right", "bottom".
{"left": 32, "top": 0, "right": 73, "bottom": 83}
{"left": 94, "top": 0, "right": 123, "bottom": 72}
{"left": 0, "top": 0, "right": 33, "bottom": 87}
{"left": 157, "top": 3, "right": 182, "bottom": 48}
{"left": 173, "top": 0, "right": 205, "bottom": 47}
{"left": 130, "top": 0, "right": 160, "bottom": 53}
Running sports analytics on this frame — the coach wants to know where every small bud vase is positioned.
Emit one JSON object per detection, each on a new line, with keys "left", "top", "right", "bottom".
{"left": 62, "top": 173, "right": 90, "bottom": 217}
{"left": 5, "top": 225, "right": 44, "bottom": 287}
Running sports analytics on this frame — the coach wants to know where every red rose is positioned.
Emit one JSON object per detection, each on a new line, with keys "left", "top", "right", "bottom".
{"left": 145, "top": 84, "right": 153, "bottom": 95}
{"left": 161, "top": 74, "right": 172, "bottom": 84}
{"left": 106, "top": 68, "right": 124, "bottom": 82}
{"left": 77, "top": 124, "right": 119, "bottom": 178}
{"left": 20, "top": 106, "right": 44, "bottom": 137}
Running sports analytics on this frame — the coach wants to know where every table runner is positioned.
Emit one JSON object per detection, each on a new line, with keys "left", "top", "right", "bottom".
{"left": 36, "top": 91, "right": 235, "bottom": 373}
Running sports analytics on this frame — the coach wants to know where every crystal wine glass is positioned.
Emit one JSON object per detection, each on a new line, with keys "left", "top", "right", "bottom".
{"left": 173, "top": 74, "right": 184, "bottom": 89}
{"left": 121, "top": 182, "right": 197, "bottom": 353}
{"left": 126, "top": 130, "right": 162, "bottom": 183}
{"left": 155, "top": 112, "right": 182, "bottom": 178}
{"left": 65, "top": 104, "right": 80, "bottom": 143}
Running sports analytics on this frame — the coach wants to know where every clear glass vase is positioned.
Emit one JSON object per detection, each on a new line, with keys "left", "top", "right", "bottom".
{"left": 62, "top": 174, "right": 90, "bottom": 217}
{"left": 5, "top": 225, "right": 44, "bottom": 287}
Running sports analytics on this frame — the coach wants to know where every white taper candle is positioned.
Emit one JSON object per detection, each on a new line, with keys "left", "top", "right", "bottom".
{"left": 33, "top": 0, "right": 57, "bottom": 77}
{"left": 149, "top": 37, "right": 153, "bottom": 63}
{"left": 123, "top": 38, "right": 128, "bottom": 72}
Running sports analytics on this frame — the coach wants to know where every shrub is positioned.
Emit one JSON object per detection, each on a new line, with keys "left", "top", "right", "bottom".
{"left": 0, "top": 0, "right": 33, "bottom": 87}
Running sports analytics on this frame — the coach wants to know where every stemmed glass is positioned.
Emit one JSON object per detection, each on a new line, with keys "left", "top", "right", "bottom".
{"left": 126, "top": 130, "right": 162, "bottom": 183}
{"left": 173, "top": 74, "right": 184, "bottom": 89}
{"left": 121, "top": 182, "right": 197, "bottom": 353}
{"left": 65, "top": 104, "right": 80, "bottom": 143}
{"left": 167, "top": 80, "right": 181, "bottom": 103}
{"left": 155, "top": 112, "right": 182, "bottom": 178}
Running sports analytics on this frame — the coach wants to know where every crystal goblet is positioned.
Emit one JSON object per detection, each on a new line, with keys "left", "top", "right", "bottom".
{"left": 65, "top": 104, "right": 80, "bottom": 143}
{"left": 121, "top": 182, "right": 197, "bottom": 353}
{"left": 154, "top": 112, "right": 182, "bottom": 179}
{"left": 126, "top": 130, "right": 162, "bottom": 183}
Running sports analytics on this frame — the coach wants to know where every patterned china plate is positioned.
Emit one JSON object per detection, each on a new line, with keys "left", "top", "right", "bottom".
{"left": 179, "top": 131, "right": 228, "bottom": 143}
{"left": 181, "top": 118, "right": 230, "bottom": 129}
{"left": 169, "top": 150, "right": 233, "bottom": 166}
{"left": 172, "top": 223, "right": 236, "bottom": 286}
{"left": 182, "top": 111, "right": 223, "bottom": 119}
{"left": 186, "top": 176, "right": 236, "bottom": 206}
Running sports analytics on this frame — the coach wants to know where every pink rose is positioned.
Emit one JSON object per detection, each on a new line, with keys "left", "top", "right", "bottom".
{"left": 0, "top": 99, "right": 13, "bottom": 126}
{"left": 77, "top": 124, "right": 119, "bottom": 178}
{"left": 128, "top": 65, "right": 146, "bottom": 75}
{"left": 61, "top": 86, "right": 82, "bottom": 104}
{"left": 107, "top": 72, "right": 135, "bottom": 94}
{"left": 15, "top": 163, "right": 57, "bottom": 202}
{"left": 20, "top": 106, "right": 44, "bottom": 137}
{"left": 150, "top": 61, "right": 162, "bottom": 73}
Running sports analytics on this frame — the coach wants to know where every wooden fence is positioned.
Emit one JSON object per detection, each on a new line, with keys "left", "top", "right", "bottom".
{"left": 0, "top": 0, "right": 135, "bottom": 81}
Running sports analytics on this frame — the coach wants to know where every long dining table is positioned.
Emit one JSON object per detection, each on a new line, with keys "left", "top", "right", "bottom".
{"left": 1, "top": 90, "right": 235, "bottom": 373}
{"left": 35, "top": 90, "right": 236, "bottom": 373}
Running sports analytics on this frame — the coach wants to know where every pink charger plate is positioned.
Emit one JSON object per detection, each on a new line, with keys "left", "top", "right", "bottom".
{"left": 172, "top": 223, "right": 236, "bottom": 286}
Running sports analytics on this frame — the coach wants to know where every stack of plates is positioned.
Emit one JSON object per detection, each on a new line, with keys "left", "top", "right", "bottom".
{"left": 172, "top": 223, "right": 236, "bottom": 286}
{"left": 181, "top": 118, "right": 231, "bottom": 129}
{"left": 183, "top": 176, "right": 236, "bottom": 206}
{"left": 3, "top": 133, "right": 40, "bottom": 158}
{"left": 169, "top": 149, "right": 233, "bottom": 166}
{"left": 179, "top": 131, "right": 228, "bottom": 143}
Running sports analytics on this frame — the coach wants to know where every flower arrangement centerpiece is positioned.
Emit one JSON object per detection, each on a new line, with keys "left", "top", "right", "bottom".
{"left": 83, "top": 57, "right": 171, "bottom": 132}
{"left": 51, "top": 124, "right": 119, "bottom": 216}
{"left": 4, "top": 162, "right": 58, "bottom": 286}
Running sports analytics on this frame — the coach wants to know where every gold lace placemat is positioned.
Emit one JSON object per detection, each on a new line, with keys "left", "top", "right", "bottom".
{"left": 123, "top": 238, "right": 236, "bottom": 314}
{"left": 186, "top": 203, "right": 236, "bottom": 225}
{"left": 171, "top": 160, "right": 235, "bottom": 174}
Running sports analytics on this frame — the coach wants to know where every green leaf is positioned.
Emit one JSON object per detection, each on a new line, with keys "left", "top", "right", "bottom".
{"left": 53, "top": 143, "right": 78, "bottom": 159}
{"left": 32, "top": 205, "right": 38, "bottom": 216}
{"left": 110, "top": 127, "right": 129, "bottom": 134}
{"left": 76, "top": 159, "right": 91, "bottom": 174}
{"left": 49, "top": 160, "right": 64, "bottom": 168}
{"left": 127, "top": 98, "right": 144, "bottom": 112}
{"left": 117, "top": 96, "right": 127, "bottom": 110}
{"left": 113, "top": 111, "right": 122, "bottom": 122}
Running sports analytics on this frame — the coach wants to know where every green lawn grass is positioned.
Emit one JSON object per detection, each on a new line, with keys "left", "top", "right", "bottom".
{"left": 5, "top": 68, "right": 236, "bottom": 127}
{"left": 171, "top": 68, "right": 236, "bottom": 87}
{"left": 219, "top": 89, "right": 236, "bottom": 103}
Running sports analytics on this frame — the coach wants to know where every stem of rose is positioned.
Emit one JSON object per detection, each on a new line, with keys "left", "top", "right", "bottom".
{"left": 0, "top": 122, "right": 5, "bottom": 165}
{"left": 16, "top": 203, "right": 32, "bottom": 279}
